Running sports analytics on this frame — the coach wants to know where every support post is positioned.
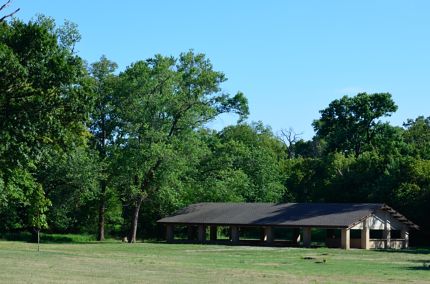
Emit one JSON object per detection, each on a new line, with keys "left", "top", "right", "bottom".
{"left": 384, "top": 218, "right": 391, "bottom": 249}
{"left": 260, "top": 227, "right": 266, "bottom": 242}
{"left": 292, "top": 228, "right": 301, "bottom": 244}
{"left": 325, "top": 229, "right": 335, "bottom": 248}
{"left": 187, "top": 225, "right": 195, "bottom": 241}
{"left": 341, "top": 228, "right": 350, "bottom": 249}
{"left": 303, "top": 227, "right": 311, "bottom": 247}
{"left": 361, "top": 220, "right": 370, "bottom": 250}
{"left": 401, "top": 228, "right": 409, "bottom": 249}
{"left": 210, "top": 225, "right": 217, "bottom": 241}
{"left": 230, "top": 225, "right": 239, "bottom": 243}
{"left": 197, "top": 225, "right": 206, "bottom": 243}
{"left": 166, "top": 224, "right": 174, "bottom": 243}
{"left": 264, "top": 226, "right": 274, "bottom": 244}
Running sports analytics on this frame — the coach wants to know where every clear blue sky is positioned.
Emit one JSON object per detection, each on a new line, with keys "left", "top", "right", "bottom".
{"left": 13, "top": 0, "right": 430, "bottom": 139}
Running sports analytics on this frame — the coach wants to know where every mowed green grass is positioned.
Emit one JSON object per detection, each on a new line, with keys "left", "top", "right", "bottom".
{"left": 0, "top": 241, "right": 429, "bottom": 283}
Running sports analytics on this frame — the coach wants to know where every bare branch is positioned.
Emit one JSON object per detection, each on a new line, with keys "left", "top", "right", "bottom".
{"left": 0, "top": 0, "right": 19, "bottom": 22}
{"left": 279, "top": 127, "right": 302, "bottom": 146}
{"left": 279, "top": 127, "right": 303, "bottom": 159}
{"left": 0, "top": 0, "right": 12, "bottom": 12}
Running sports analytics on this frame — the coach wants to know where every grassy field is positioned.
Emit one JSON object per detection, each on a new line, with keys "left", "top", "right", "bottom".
{"left": 0, "top": 240, "right": 429, "bottom": 283}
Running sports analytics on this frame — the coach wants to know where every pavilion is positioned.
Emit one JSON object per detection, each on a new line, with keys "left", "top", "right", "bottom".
{"left": 157, "top": 203, "right": 418, "bottom": 249}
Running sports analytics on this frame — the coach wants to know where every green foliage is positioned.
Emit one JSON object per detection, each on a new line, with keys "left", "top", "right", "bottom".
{"left": 216, "top": 123, "right": 287, "bottom": 202}
{"left": 0, "top": 17, "right": 92, "bottom": 232}
{"left": 1, "top": 15, "right": 430, "bottom": 244}
{"left": 391, "top": 158, "right": 430, "bottom": 233}
{"left": 0, "top": 168, "right": 50, "bottom": 230}
{"left": 112, "top": 51, "right": 249, "bottom": 240}
{"left": 313, "top": 93, "right": 398, "bottom": 157}
{"left": 37, "top": 147, "right": 100, "bottom": 232}
{"left": 27, "top": 183, "right": 51, "bottom": 231}
{"left": 88, "top": 55, "right": 119, "bottom": 240}
{"left": 403, "top": 116, "right": 430, "bottom": 159}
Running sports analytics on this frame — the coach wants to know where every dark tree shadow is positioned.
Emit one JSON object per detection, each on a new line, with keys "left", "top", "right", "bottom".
{"left": 374, "top": 248, "right": 430, "bottom": 255}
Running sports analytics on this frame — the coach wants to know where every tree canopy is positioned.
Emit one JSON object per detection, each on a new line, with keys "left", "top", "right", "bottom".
{"left": 312, "top": 93, "right": 398, "bottom": 157}
{"left": 1, "top": 16, "right": 429, "bottom": 245}
{"left": 0, "top": 16, "right": 91, "bottom": 232}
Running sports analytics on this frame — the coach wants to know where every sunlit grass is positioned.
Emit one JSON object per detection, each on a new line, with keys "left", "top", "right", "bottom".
{"left": 0, "top": 240, "right": 429, "bottom": 283}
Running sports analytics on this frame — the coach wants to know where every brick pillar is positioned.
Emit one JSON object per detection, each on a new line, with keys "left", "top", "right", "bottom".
{"left": 166, "top": 224, "right": 174, "bottom": 243}
{"left": 231, "top": 225, "right": 239, "bottom": 243}
{"left": 210, "top": 225, "right": 217, "bottom": 241}
{"left": 341, "top": 228, "right": 350, "bottom": 249}
{"left": 361, "top": 221, "right": 370, "bottom": 250}
{"left": 197, "top": 225, "right": 206, "bottom": 243}
{"left": 303, "top": 227, "right": 312, "bottom": 247}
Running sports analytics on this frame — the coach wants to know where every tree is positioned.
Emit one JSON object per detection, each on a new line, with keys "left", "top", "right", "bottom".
{"left": 37, "top": 146, "right": 100, "bottom": 233}
{"left": 403, "top": 116, "right": 430, "bottom": 159}
{"left": 28, "top": 182, "right": 51, "bottom": 251}
{"left": 279, "top": 128, "right": 302, "bottom": 159}
{"left": 312, "top": 93, "right": 398, "bottom": 157}
{"left": 0, "top": 16, "right": 91, "bottom": 232}
{"left": 390, "top": 157, "right": 430, "bottom": 243}
{"left": 293, "top": 138, "right": 325, "bottom": 158}
{"left": 88, "top": 56, "right": 118, "bottom": 241}
{"left": 216, "top": 123, "right": 287, "bottom": 202}
{"left": 114, "top": 51, "right": 248, "bottom": 242}
{"left": 0, "top": 16, "right": 90, "bottom": 168}
{"left": 182, "top": 123, "right": 287, "bottom": 204}
{"left": 284, "top": 156, "right": 325, "bottom": 202}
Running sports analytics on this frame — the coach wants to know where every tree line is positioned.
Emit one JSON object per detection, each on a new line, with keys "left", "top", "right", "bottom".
{"left": 1, "top": 17, "right": 429, "bottom": 243}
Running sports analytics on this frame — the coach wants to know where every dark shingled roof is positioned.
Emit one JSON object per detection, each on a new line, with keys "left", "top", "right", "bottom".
{"left": 157, "top": 203, "right": 418, "bottom": 229}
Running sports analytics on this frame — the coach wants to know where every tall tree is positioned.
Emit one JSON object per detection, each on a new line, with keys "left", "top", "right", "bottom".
{"left": 182, "top": 123, "right": 288, "bottom": 205}
{"left": 88, "top": 56, "right": 118, "bottom": 241}
{"left": 217, "top": 123, "right": 287, "bottom": 202}
{"left": 0, "top": 16, "right": 91, "bottom": 231}
{"left": 312, "top": 93, "right": 398, "bottom": 157}
{"left": 403, "top": 116, "right": 430, "bottom": 159}
{"left": 115, "top": 51, "right": 248, "bottom": 242}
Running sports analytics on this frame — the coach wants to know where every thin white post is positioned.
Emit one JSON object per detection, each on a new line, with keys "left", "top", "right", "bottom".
{"left": 401, "top": 228, "right": 409, "bottom": 249}
{"left": 384, "top": 217, "right": 391, "bottom": 249}
{"left": 341, "top": 228, "right": 350, "bottom": 249}
{"left": 361, "top": 220, "right": 370, "bottom": 250}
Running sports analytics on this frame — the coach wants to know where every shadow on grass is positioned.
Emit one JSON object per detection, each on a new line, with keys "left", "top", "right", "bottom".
{"left": 41, "top": 235, "right": 74, "bottom": 243}
{"left": 375, "top": 248, "right": 430, "bottom": 255}
{"left": 403, "top": 258, "right": 430, "bottom": 271}
{"left": 0, "top": 232, "right": 98, "bottom": 244}
{"left": 405, "top": 266, "right": 430, "bottom": 271}
{"left": 408, "top": 259, "right": 430, "bottom": 263}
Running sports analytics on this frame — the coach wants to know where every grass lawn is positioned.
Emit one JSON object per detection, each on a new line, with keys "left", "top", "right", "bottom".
{"left": 0, "top": 240, "right": 429, "bottom": 283}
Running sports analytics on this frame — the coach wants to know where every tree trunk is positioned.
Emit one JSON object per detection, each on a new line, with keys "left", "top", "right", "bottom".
{"left": 128, "top": 160, "right": 161, "bottom": 243}
{"left": 37, "top": 229, "right": 40, "bottom": 252}
{"left": 129, "top": 196, "right": 144, "bottom": 243}
{"left": 97, "top": 181, "right": 107, "bottom": 241}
